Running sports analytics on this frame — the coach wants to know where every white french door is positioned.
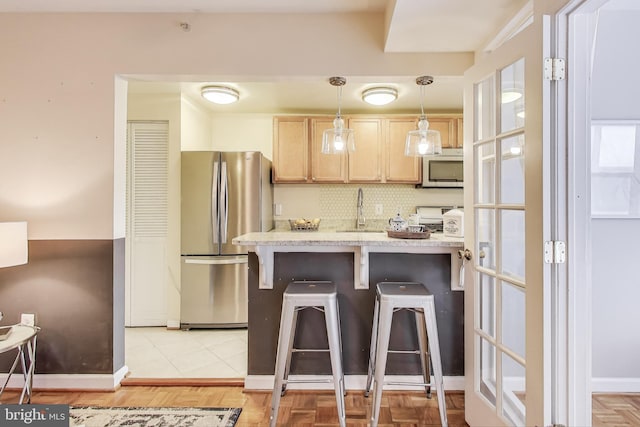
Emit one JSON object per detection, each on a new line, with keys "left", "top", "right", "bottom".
{"left": 462, "top": 9, "right": 558, "bottom": 427}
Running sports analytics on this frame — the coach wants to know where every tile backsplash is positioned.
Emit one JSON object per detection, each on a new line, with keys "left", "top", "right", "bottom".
{"left": 273, "top": 184, "right": 463, "bottom": 231}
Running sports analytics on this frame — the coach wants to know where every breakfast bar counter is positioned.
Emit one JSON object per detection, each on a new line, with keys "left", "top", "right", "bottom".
{"left": 232, "top": 231, "right": 466, "bottom": 390}
{"left": 233, "top": 231, "right": 465, "bottom": 291}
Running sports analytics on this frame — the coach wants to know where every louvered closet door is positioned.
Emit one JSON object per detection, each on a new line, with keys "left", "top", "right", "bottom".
{"left": 126, "top": 121, "right": 168, "bottom": 326}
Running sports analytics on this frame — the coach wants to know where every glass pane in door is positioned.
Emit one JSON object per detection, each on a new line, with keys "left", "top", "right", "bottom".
{"left": 501, "top": 353, "right": 526, "bottom": 426}
{"left": 500, "top": 209, "right": 525, "bottom": 282}
{"left": 476, "top": 142, "right": 496, "bottom": 204}
{"left": 501, "top": 281, "right": 526, "bottom": 359}
{"left": 475, "top": 77, "right": 495, "bottom": 141}
{"left": 476, "top": 208, "right": 496, "bottom": 271}
{"left": 480, "top": 337, "right": 497, "bottom": 405}
{"left": 479, "top": 273, "right": 496, "bottom": 337}
{"left": 501, "top": 59, "right": 525, "bottom": 133}
{"left": 501, "top": 134, "right": 525, "bottom": 205}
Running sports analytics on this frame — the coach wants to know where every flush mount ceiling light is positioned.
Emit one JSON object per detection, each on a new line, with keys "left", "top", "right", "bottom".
{"left": 405, "top": 76, "right": 442, "bottom": 157}
{"left": 362, "top": 87, "right": 398, "bottom": 106}
{"left": 201, "top": 86, "right": 239, "bottom": 104}
{"left": 501, "top": 87, "right": 523, "bottom": 103}
{"left": 322, "top": 76, "right": 355, "bottom": 154}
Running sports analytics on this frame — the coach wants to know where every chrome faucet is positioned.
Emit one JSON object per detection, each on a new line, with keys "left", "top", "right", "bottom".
{"left": 356, "top": 188, "right": 366, "bottom": 229}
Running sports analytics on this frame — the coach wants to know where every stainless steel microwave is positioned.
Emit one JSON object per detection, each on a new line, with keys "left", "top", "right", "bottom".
{"left": 421, "top": 148, "right": 463, "bottom": 188}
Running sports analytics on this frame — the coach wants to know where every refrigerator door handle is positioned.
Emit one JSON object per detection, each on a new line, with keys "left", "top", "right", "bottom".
{"left": 220, "top": 161, "right": 229, "bottom": 244}
{"left": 184, "top": 256, "right": 248, "bottom": 265}
{"left": 212, "top": 160, "right": 220, "bottom": 244}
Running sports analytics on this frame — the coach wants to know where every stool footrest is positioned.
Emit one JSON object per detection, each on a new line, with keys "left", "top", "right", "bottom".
{"left": 291, "top": 348, "right": 330, "bottom": 353}
{"left": 384, "top": 380, "right": 433, "bottom": 387}
{"left": 387, "top": 349, "right": 424, "bottom": 355}
{"left": 285, "top": 379, "right": 334, "bottom": 384}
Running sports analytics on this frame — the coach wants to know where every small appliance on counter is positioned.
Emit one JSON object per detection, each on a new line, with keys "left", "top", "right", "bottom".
{"left": 443, "top": 208, "right": 464, "bottom": 237}
{"left": 415, "top": 206, "right": 454, "bottom": 233}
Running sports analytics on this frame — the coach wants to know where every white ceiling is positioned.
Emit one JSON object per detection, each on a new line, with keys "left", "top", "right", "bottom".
{"left": 2, "top": 0, "right": 530, "bottom": 113}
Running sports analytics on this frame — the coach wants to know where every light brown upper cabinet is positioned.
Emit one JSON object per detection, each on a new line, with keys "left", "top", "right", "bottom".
{"left": 310, "top": 117, "right": 347, "bottom": 183}
{"left": 386, "top": 117, "right": 422, "bottom": 183}
{"left": 272, "top": 116, "right": 309, "bottom": 183}
{"left": 272, "top": 115, "right": 346, "bottom": 183}
{"left": 456, "top": 117, "right": 464, "bottom": 148}
{"left": 347, "top": 117, "right": 383, "bottom": 182}
{"left": 428, "top": 114, "right": 464, "bottom": 148}
{"left": 272, "top": 114, "right": 462, "bottom": 184}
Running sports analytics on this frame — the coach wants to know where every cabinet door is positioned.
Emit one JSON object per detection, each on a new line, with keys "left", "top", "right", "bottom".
{"left": 348, "top": 118, "right": 382, "bottom": 182}
{"left": 310, "top": 117, "right": 347, "bottom": 182}
{"left": 386, "top": 117, "right": 421, "bottom": 183}
{"left": 428, "top": 117, "right": 456, "bottom": 148}
{"left": 456, "top": 117, "right": 464, "bottom": 147}
{"left": 272, "top": 117, "right": 309, "bottom": 182}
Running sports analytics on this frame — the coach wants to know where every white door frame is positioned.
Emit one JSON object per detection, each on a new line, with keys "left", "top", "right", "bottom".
{"left": 562, "top": 0, "right": 614, "bottom": 425}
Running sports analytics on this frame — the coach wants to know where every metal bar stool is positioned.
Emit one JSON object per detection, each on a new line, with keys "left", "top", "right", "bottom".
{"left": 269, "top": 281, "right": 346, "bottom": 427}
{"left": 365, "top": 282, "right": 448, "bottom": 427}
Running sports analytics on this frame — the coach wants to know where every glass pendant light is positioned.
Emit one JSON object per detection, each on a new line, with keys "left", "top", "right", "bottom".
{"left": 322, "top": 76, "right": 355, "bottom": 154}
{"left": 405, "top": 76, "right": 442, "bottom": 156}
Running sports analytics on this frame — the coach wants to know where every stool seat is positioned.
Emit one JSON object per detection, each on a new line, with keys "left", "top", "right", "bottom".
{"left": 270, "top": 280, "right": 346, "bottom": 427}
{"left": 366, "top": 281, "right": 448, "bottom": 427}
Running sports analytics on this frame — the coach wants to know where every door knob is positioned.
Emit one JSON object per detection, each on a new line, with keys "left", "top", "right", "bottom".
{"left": 457, "top": 249, "right": 472, "bottom": 261}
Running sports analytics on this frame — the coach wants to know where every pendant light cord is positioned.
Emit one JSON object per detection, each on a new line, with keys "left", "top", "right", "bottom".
{"left": 337, "top": 85, "right": 342, "bottom": 118}
{"left": 419, "top": 84, "right": 425, "bottom": 119}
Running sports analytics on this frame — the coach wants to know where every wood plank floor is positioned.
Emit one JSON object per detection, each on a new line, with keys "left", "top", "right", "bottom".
{"left": 592, "top": 393, "right": 640, "bottom": 427}
{"left": 2, "top": 387, "right": 638, "bottom": 426}
{"left": 2, "top": 386, "right": 465, "bottom": 426}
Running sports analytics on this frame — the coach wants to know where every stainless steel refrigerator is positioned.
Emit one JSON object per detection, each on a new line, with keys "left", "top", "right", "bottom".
{"left": 180, "top": 151, "right": 273, "bottom": 329}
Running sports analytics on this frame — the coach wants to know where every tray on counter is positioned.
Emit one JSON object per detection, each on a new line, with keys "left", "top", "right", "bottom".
{"left": 387, "top": 229, "right": 431, "bottom": 239}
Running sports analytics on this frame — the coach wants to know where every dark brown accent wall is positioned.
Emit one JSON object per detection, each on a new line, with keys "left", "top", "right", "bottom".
{"left": 0, "top": 239, "right": 124, "bottom": 375}
{"left": 247, "top": 251, "right": 464, "bottom": 377}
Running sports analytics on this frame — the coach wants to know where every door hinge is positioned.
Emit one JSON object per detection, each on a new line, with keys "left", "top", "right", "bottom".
{"left": 544, "top": 57, "right": 566, "bottom": 81}
{"left": 544, "top": 240, "right": 566, "bottom": 264}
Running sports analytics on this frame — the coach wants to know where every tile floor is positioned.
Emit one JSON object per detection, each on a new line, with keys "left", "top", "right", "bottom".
{"left": 124, "top": 327, "right": 247, "bottom": 378}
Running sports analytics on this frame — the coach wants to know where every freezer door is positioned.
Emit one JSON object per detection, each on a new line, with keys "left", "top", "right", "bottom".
{"left": 181, "top": 151, "right": 220, "bottom": 255}
{"left": 180, "top": 255, "right": 248, "bottom": 328}
{"left": 220, "top": 152, "right": 267, "bottom": 255}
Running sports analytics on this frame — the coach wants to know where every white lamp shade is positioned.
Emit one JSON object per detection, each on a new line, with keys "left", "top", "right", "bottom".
{"left": 321, "top": 116, "right": 355, "bottom": 154}
{"left": 405, "top": 119, "right": 442, "bottom": 156}
{"left": 0, "top": 221, "right": 28, "bottom": 268}
{"left": 322, "top": 128, "right": 355, "bottom": 154}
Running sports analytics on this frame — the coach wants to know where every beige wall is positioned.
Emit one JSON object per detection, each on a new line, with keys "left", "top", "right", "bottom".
{"left": 0, "top": 12, "right": 471, "bottom": 240}
{"left": 0, "top": 11, "right": 470, "bottom": 330}
{"left": 210, "top": 115, "right": 273, "bottom": 158}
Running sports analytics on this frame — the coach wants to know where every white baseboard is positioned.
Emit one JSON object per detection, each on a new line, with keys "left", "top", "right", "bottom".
{"left": 244, "top": 374, "right": 464, "bottom": 391}
{"left": 0, "top": 366, "right": 129, "bottom": 391}
{"left": 166, "top": 320, "right": 180, "bottom": 330}
{"left": 592, "top": 377, "right": 640, "bottom": 393}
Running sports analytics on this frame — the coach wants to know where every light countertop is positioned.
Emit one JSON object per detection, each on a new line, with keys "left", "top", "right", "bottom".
{"left": 232, "top": 231, "right": 464, "bottom": 248}
{"left": 233, "top": 231, "right": 465, "bottom": 291}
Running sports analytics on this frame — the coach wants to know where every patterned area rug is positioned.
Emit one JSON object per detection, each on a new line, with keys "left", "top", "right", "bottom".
{"left": 70, "top": 406, "right": 242, "bottom": 427}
